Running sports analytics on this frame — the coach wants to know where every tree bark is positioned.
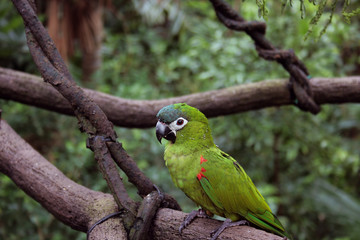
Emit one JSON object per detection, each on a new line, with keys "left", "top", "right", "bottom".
{"left": 0, "top": 120, "right": 127, "bottom": 239}
{"left": 153, "top": 208, "right": 283, "bottom": 240}
{"left": 0, "top": 119, "right": 283, "bottom": 240}
{"left": 1, "top": 67, "right": 359, "bottom": 128}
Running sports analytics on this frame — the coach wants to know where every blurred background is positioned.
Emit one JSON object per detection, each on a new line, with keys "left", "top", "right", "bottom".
{"left": 0, "top": 0, "right": 359, "bottom": 239}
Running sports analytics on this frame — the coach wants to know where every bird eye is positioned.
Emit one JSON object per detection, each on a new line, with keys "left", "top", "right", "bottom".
{"left": 170, "top": 117, "right": 187, "bottom": 130}
{"left": 176, "top": 119, "right": 184, "bottom": 125}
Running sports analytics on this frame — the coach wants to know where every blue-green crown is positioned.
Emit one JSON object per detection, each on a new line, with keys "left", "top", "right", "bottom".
{"left": 156, "top": 103, "right": 208, "bottom": 124}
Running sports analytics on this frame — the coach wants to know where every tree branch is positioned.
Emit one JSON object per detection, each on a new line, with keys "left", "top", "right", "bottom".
{"left": 10, "top": 0, "right": 164, "bottom": 226}
{"left": 153, "top": 209, "right": 283, "bottom": 240}
{"left": 0, "top": 120, "right": 126, "bottom": 238}
{"left": 1, "top": 67, "right": 359, "bottom": 128}
{"left": 13, "top": 0, "right": 116, "bottom": 140}
{"left": 0, "top": 119, "right": 282, "bottom": 240}
{"left": 209, "top": 0, "right": 320, "bottom": 114}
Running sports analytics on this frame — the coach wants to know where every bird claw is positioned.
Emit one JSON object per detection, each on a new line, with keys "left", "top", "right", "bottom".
{"left": 210, "top": 219, "right": 249, "bottom": 240}
{"left": 179, "top": 209, "right": 210, "bottom": 234}
{"left": 153, "top": 184, "right": 164, "bottom": 201}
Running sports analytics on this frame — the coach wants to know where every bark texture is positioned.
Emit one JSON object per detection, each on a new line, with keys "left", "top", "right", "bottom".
{"left": 0, "top": 120, "right": 127, "bottom": 238}
{"left": 0, "top": 119, "right": 283, "bottom": 240}
{"left": 11, "top": 0, "right": 143, "bottom": 226}
{"left": 1, "top": 67, "right": 359, "bottom": 128}
{"left": 153, "top": 208, "right": 283, "bottom": 240}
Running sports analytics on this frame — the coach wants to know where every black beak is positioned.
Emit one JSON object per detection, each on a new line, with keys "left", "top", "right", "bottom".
{"left": 156, "top": 121, "right": 176, "bottom": 144}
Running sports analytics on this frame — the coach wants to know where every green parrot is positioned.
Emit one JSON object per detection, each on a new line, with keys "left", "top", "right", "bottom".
{"left": 156, "top": 103, "right": 290, "bottom": 239}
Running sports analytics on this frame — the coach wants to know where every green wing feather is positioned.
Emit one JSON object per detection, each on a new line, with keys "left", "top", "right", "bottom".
{"left": 198, "top": 177, "right": 224, "bottom": 210}
{"left": 198, "top": 148, "right": 290, "bottom": 238}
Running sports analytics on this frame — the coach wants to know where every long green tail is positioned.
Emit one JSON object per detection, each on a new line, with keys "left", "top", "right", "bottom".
{"left": 247, "top": 211, "right": 291, "bottom": 239}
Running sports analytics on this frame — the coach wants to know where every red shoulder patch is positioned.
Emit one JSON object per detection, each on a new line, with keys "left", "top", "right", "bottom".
{"left": 197, "top": 156, "right": 208, "bottom": 180}
{"left": 197, "top": 172, "right": 206, "bottom": 180}
{"left": 200, "top": 155, "right": 208, "bottom": 164}
{"left": 197, "top": 167, "right": 207, "bottom": 180}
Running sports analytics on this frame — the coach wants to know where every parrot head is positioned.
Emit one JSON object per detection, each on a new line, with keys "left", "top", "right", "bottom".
{"left": 156, "top": 103, "right": 209, "bottom": 144}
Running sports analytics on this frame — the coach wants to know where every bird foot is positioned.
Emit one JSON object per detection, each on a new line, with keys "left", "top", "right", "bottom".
{"left": 210, "top": 219, "right": 249, "bottom": 240}
{"left": 153, "top": 184, "right": 164, "bottom": 201}
{"left": 179, "top": 209, "right": 210, "bottom": 234}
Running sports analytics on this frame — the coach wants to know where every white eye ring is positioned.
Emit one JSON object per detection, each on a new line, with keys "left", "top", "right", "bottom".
{"left": 169, "top": 117, "right": 188, "bottom": 132}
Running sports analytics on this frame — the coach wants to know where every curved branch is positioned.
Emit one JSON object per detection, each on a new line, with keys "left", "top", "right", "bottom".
{"left": 0, "top": 119, "right": 283, "bottom": 240}
{"left": 209, "top": 0, "right": 320, "bottom": 114}
{"left": 0, "top": 120, "right": 126, "bottom": 238}
{"left": 11, "top": 0, "right": 143, "bottom": 220}
{"left": 1, "top": 67, "right": 359, "bottom": 128}
{"left": 13, "top": 0, "right": 116, "bottom": 140}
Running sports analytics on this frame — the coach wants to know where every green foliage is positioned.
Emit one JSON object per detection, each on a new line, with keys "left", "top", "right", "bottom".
{"left": 343, "top": 6, "right": 360, "bottom": 23}
{"left": 262, "top": 0, "right": 360, "bottom": 40}
{"left": 1, "top": 0, "right": 360, "bottom": 240}
{"left": 0, "top": 1, "right": 37, "bottom": 73}
{"left": 256, "top": 0, "right": 269, "bottom": 18}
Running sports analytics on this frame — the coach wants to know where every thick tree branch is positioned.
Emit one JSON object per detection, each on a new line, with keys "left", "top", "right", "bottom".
{"left": 1, "top": 67, "right": 359, "bottom": 128}
{"left": 0, "top": 119, "right": 282, "bottom": 240}
{"left": 153, "top": 209, "right": 283, "bottom": 240}
{"left": 0, "top": 120, "right": 126, "bottom": 239}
